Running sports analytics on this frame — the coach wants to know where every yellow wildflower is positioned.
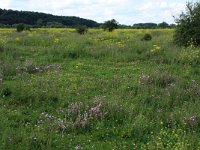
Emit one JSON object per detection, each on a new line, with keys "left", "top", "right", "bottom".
{"left": 16, "top": 37, "right": 21, "bottom": 42}
{"left": 155, "top": 45, "right": 161, "bottom": 50}
{"left": 150, "top": 49, "right": 156, "bottom": 53}
{"left": 150, "top": 44, "right": 161, "bottom": 53}
{"left": 54, "top": 38, "right": 59, "bottom": 43}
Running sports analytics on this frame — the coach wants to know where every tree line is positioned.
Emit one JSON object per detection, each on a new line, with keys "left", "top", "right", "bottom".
{"left": 0, "top": 9, "right": 99, "bottom": 28}
{"left": 132, "top": 22, "right": 176, "bottom": 29}
{"left": 0, "top": 8, "right": 175, "bottom": 29}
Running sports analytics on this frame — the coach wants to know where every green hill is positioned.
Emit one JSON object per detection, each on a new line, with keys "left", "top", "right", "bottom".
{"left": 0, "top": 9, "right": 100, "bottom": 27}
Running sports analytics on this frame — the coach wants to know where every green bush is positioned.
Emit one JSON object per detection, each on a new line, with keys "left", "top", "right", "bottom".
{"left": 103, "top": 19, "right": 118, "bottom": 32}
{"left": 1, "top": 87, "right": 12, "bottom": 97}
{"left": 16, "top": 23, "right": 25, "bottom": 32}
{"left": 16, "top": 24, "right": 31, "bottom": 32}
{"left": 141, "top": 33, "right": 152, "bottom": 41}
{"left": 174, "top": 2, "right": 200, "bottom": 47}
{"left": 76, "top": 25, "right": 88, "bottom": 35}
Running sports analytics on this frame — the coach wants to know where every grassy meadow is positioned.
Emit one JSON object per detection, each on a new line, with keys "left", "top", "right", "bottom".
{"left": 0, "top": 28, "right": 200, "bottom": 149}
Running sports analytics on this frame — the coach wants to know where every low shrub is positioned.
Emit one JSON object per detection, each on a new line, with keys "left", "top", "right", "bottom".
{"left": 16, "top": 24, "right": 25, "bottom": 32}
{"left": 141, "top": 33, "right": 152, "bottom": 41}
{"left": 16, "top": 24, "right": 31, "bottom": 32}
{"left": 76, "top": 25, "right": 88, "bottom": 35}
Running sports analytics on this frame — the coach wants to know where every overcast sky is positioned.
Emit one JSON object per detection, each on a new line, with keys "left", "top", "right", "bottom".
{"left": 0, "top": 0, "right": 192, "bottom": 25}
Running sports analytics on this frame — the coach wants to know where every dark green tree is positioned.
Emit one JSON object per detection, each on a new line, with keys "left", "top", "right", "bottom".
{"left": 133, "top": 23, "right": 158, "bottom": 29}
{"left": 169, "top": 24, "right": 176, "bottom": 28}
{"left": 141, "top": 33, "right": 152, "bottom": 41}
{"left": 158, "top": 22, "right": 169, "bottom": 28}
{"left": 174, "top": 2, "right": 200, "bottom": 47}
{"left": 103, "top": 19, "right": 118, "bottom": 32}
{"left": 76, "top": 25, "right": 88, "bottom": 35}
{"left": 16, "top": 23, "right": 25, "bottom": 32}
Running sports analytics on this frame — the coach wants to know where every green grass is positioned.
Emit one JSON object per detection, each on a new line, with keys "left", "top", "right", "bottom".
{"left": 0, "top": 28, "right": 200, "bottom": 149}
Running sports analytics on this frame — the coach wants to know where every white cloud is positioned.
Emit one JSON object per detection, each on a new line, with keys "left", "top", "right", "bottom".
{"left": 0, "top": 0, "right": 11, "bottom": 9}
{"left": 134, "top": 0, "right": 185, "bottom": 24}
{"left": 2, "top": 0, "right": 188, "bottom": 24}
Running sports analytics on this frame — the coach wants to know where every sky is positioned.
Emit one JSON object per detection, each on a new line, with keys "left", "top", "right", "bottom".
{"left": 0, "top": 0, "right": 193, "bottom": 25}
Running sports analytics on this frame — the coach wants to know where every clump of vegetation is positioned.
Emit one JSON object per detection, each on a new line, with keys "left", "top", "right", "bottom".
{"left": 156, "top": 74, "right": 176, "bottom": 88}
{"left": 16, "top": 23, "right": 25, "bottom": 32}
{"left": 1, "top": 87, "right": 12, "bottom": 97}
{"left": 158, "top": 22, "right": 170, "bottom": 28}
{"left": 174, "top": 2, "right": 200, "bottom": 47}
{"left": 0, "top": 46, "right": 4, "bottom": 52}
{"left": 139, "top": 73, "right": 176, "bottom": 88}
{"left": 76, "top": 25, "right": 88, "bottom": 35}
{"left": 25, "top": 26, "right": 31, "bottom": 31}
{"left": 103, "top": 19, "right": 118, "bottom": 32}
{"left": 142, "top": 128, "right": 190, "bottom": 149}
{"left": 16, "top": 23, "right": 31, "bottom": 32}
{"left": 141, "top": 33, "right": 152, "bottom": 41}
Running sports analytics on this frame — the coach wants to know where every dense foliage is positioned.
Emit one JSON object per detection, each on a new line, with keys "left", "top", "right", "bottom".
{"left": 133, "top": 22, "right": 175, "bottom": 29}
{"left": 103, "top": 19, "right": 119, "bottom": 32}
{"left": 158, "top": 22, "right": 170, "bottom": 28}
{"left": 76, "top": 25, "right": 88, "bottom": 35}
{"left": 141, "top": 33, "right": 152, "bottom": 41}
{"left": 16, "top": 23, "right": 25, "bottom": 32}
{"left": 0, "top": 9, "right": 99, "bottom": 28}
{"left": 174, "top": 2, "right": 200, "bottom": 47}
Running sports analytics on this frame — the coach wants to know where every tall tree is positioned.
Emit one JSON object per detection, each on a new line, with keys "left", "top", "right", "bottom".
{"left": 174, "top": 2, "right": 200, "bottom": 47}
{"left": 103, "top": 19, "right": 119, "bottom": 32}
